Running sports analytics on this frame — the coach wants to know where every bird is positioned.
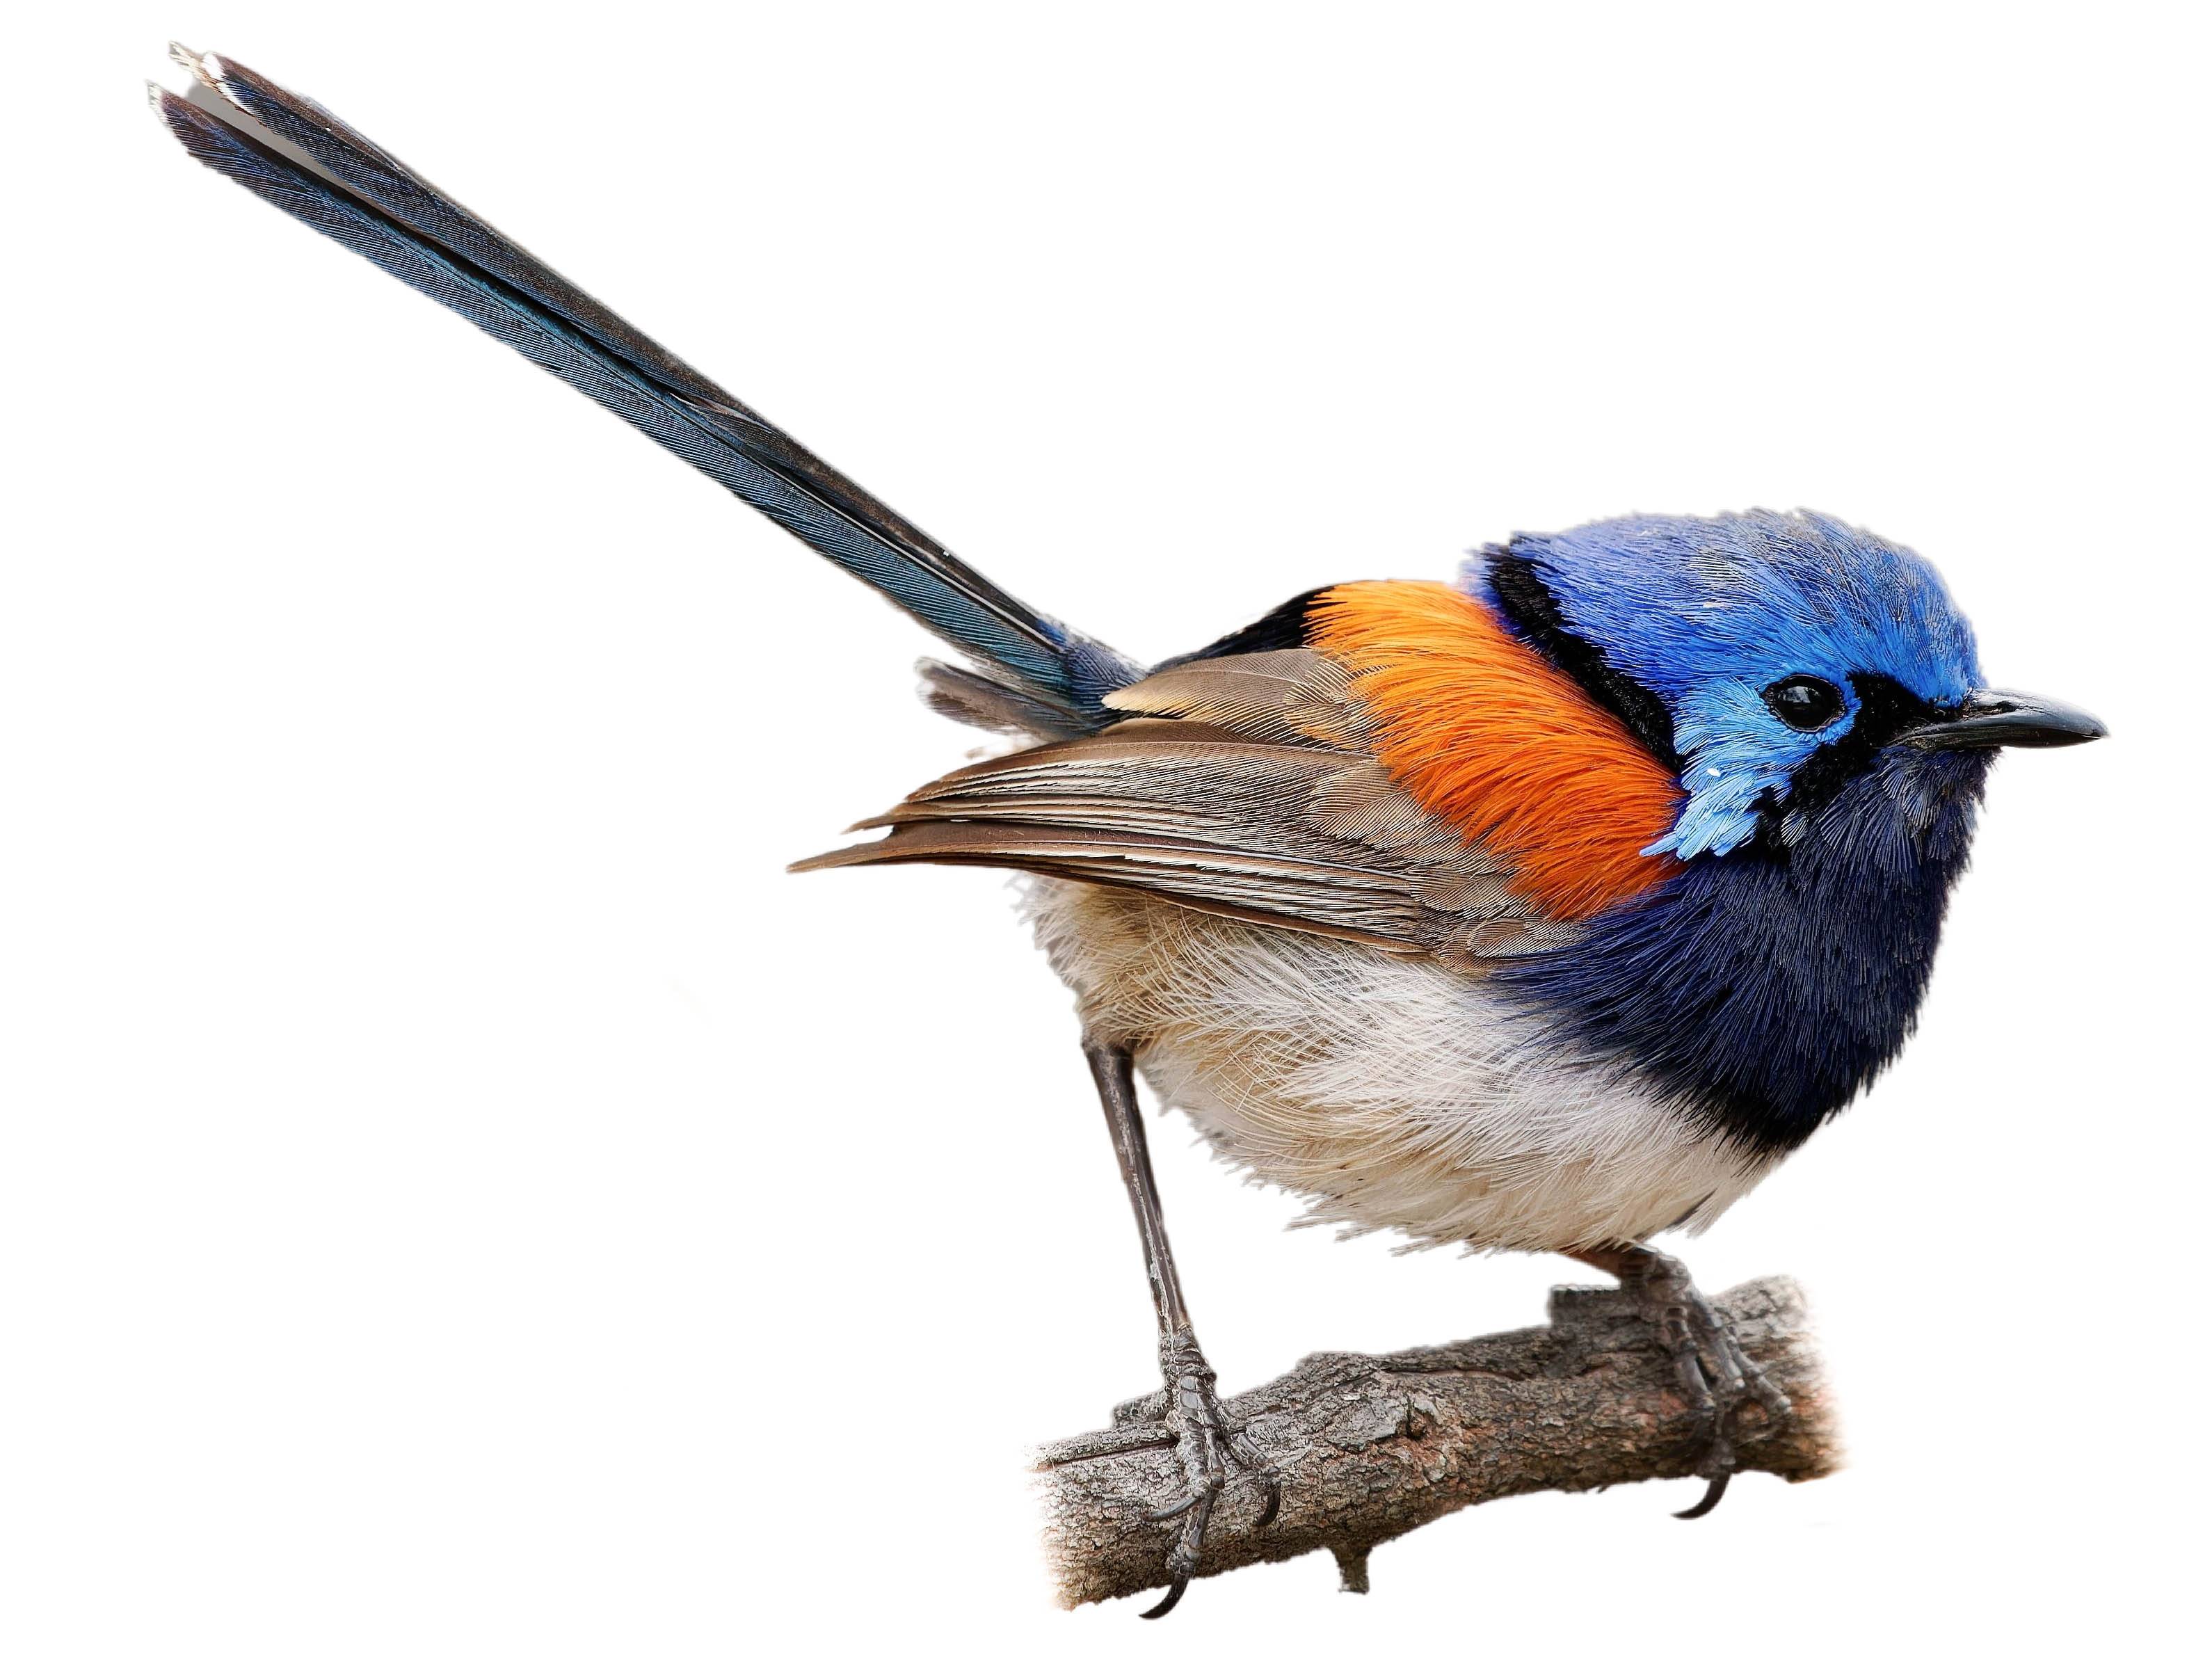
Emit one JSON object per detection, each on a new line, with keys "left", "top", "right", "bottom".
{"left": 152, "top": 47, "right": 2106, "bottom": 1617}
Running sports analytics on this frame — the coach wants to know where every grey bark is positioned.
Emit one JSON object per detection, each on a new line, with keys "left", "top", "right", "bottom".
{"left": 1034, "top": 1274, "right": 1839, "bottom": 1608}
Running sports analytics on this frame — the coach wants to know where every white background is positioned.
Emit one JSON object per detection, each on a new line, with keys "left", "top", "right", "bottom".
{"left": 6, "top": 6, "right": 2204, "bottom": 1654}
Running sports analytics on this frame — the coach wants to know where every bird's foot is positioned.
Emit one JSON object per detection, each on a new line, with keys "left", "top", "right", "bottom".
{"left": 1621, "top": 1251, "right": 1793, "bottom": 1519}
{"left": 1115, "top": 1329, "right": 1279, "bottom": 1618}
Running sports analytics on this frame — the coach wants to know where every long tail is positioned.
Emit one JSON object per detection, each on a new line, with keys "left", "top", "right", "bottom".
{"left": 149, "top": 46, "right": 1139, "bottom": 735}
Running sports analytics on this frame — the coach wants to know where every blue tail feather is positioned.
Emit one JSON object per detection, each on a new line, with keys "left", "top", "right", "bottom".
{"left": 152, "top": 53, "right": 1139, "bottom": 727}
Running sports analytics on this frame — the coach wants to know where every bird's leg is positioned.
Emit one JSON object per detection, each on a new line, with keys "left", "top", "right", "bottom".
{"left": 1083, "top": 1038, "right": 1279, "bottom": 1619}
{"left": 1565, "top": 1243, "right": 1793, "bottom": 1519}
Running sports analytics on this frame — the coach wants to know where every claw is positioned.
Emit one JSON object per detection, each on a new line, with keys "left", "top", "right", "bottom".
{"left": 1674, "top": 1472, "right": 1731, "bottom": 1520}
{"left": 1146, "top": 1491, "right": 1204, "bottom": 1523}
{"left": 1232, "top": 1434, "right": 1282, "bottom": 1526}
{"left": 1142, "top": 1485, "right": 1216, "bottom": 1620}
{"left": 1140, "top": 1578, "right": 1190, "bottom": 1620}
{"left": 1253, "top": 1477, "right": 1282, "bottom": 1529}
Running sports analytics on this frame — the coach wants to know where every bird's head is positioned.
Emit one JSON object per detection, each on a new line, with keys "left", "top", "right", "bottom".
{"left": 1470, "top": 510, "right": 2104, "bottom": 859}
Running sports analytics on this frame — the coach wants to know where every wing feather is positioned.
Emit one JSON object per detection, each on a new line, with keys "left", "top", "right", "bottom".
{"left": 1100, "top": 649, "right": 1375, "bottom": 746}
{"left": 799, "top": 657, "right": 1580, "bottom": 964}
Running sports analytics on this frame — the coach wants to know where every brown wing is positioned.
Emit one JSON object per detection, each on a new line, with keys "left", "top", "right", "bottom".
{"left": 793, "top": 649, "right": 1584, "bottom": 963}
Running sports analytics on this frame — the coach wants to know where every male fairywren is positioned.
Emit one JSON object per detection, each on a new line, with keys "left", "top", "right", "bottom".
{"left": 152, "top": 48, "right": 2106, "bottom": 1617}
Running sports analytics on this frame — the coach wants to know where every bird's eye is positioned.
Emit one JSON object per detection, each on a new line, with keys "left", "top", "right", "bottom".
{"left": 1761, "top": 675, "right": 1846, "bottom": 732}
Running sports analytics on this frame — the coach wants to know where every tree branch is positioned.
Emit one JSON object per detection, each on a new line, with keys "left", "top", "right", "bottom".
{"left": 1034, "top": 1274, "right": 1839, "bottom": 1608}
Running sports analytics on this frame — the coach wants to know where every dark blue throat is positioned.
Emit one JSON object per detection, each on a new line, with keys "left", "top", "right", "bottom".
{"left": 1498, "top": 747, "right": 1993, "bottom": 1157}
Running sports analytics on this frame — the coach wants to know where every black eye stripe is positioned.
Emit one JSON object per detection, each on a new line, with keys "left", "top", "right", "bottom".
{"left": 1487, "top": 550, "right": 1683, "bottom": 770}
{"left": 1752, "top": 671, "right": 1947, "bottom": 848}
{"left": 1762, "top": 675, "right": 1846, "bottom": 732}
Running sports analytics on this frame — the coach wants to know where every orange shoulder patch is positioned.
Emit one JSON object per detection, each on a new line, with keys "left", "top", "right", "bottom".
{"left": 1308, "top": 580, "right": 1683, "bottom": 921}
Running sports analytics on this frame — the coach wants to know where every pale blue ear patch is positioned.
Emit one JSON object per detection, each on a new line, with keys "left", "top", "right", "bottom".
{"left": 1645, "top": 678, "right": 1849, "bottom": 858}
{"left": 1467, "top": 511, "right": 1987, "bottom": 863}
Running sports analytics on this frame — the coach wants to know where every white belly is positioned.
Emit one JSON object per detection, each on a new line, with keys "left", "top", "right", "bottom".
{"left": 1025, "top": 879, "right": 1777, "bottom": 1255}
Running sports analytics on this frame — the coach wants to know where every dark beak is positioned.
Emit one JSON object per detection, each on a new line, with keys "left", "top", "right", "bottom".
{"left": 1900, "top": 688, "right": 2108, "bottom": 751}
